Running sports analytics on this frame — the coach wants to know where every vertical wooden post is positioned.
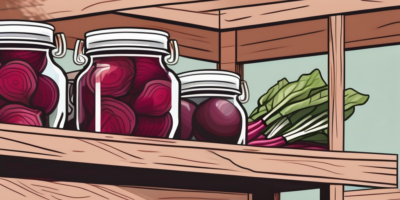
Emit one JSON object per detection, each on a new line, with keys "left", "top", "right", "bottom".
{"left": 250, "top": 190, "right": 280, "bottom": 200}
{"left": 323, "top": 14, "right": 345, "bottom": 200}
{"left": 218, "top": 30, "right": 244, "bottom": 79}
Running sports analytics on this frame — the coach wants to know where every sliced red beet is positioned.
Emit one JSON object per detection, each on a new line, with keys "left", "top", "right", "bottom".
{"left": 193, "top": 98, "right": 242, "bottom": 144}
{"left": 179, "top": 99, "right": 196, "bottom": 140}
{"left": 133, "top": 80, "right": 171, "bottom": 116}
{"left": 78, "top": 85, "right": 95, "bottom": 130}
{"left": 132, "top": 114, "right": 172, "bottom": 138}
{"left": 0, "top": 60, "right": 37, "bottom": 105}
{"left": 89, "top": 57, "right": 135, "bottom": 97}
{"left": 0, "top": 104, "right": 42, "bottom": 126}
{"left": 0, "top": 50, "right": 47, "bottom": 72}
{"left": 131, "top": 57, "right": 169, "bottom": 94}
{"left": 0, "top": 98, "right": 7, "bottom": 108}
{"left": 32, "top": 75, "right": 59, "bottom": 114}
{"left": 88, "top": 97, "right": 136, "bottom": 135}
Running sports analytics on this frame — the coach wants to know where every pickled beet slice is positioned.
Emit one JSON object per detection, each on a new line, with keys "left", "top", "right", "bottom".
{"left": 131, "top": 57, "right": 169, "bottom": 94}
{"left": 0, "top": 104, "right": 42, "bottom": 126}
{"left": 132, "top": 114, "right": 172, "bottom": 138}
{"left": 193, "top": 98, "right": 242, "bottom": 144}
{"left": 0, "top": 60, "right": 37, "bottom": 105}
{"left": 89, "top": 57, "right": 135, "bottom": 97}
{"left": 88, "top": 97, "right": 136, "bottom": 135}
{"left": 32, "top": 75, "right": 59, "bottom": 114}
{"left": 0, "top": 98, "right": 7, "bottom": 108}
{"left": 0, "top": 50, "right": 47, "bottom": 72}
{"left": 179, "top": 99, "right": 196, "bottom": 140}
{"left": 133, "top": 80, "right": 171, "bottom": 116}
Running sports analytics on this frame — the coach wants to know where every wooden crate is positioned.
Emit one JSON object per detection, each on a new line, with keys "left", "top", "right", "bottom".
{"left": 1, "top": 1, "right": 400, "bottom": 199}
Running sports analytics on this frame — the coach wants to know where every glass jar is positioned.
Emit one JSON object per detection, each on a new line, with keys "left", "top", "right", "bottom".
{"left": 176, "top": 70, "right": 249, "bottom": 145}
{"left": 74, "top": 28, "right": 180, "bottom": 138}
{"left": 0, "top": 21, "right": 67, "bottom": 128}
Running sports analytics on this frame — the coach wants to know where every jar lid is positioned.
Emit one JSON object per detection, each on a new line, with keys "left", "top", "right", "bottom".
{"left": 0, "top": 21, "right": 55, "bottom": 47}
{"left": 178, "top": 70, "right": 241, "bottom": 94}
{"left": 85, "top": 28, "right": 170, "bottom": 54}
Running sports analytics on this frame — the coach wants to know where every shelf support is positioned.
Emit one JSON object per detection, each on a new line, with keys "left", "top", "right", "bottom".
{"left": 324, "top": 14, "right": 345, "bottom": 200}
{"left": 218, "top": 30, "right": 244, "bottom": 79}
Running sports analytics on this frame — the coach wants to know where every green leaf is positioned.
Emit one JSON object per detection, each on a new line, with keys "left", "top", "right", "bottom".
{"left": 344, "top": 89, "right": 370, "bottom": 110}
{"left": 301, "top": 132, "right": 328, "bottom": 145}
{"left": 263, "top": 69, "right": 327, "bottom": 122}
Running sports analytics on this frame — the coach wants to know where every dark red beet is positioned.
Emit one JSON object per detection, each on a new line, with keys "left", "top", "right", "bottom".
{"left": 132, "top": 114, "right": 172, "bottom": 138}
{"left": 0, "top": 60, "right": 37, "bottom": 105}
{"left": 88, "top": 97, "right": 136, "bottom": 135}
{"left": 180, "top": 99, "right": 196, "bottom": 140}
{"left": 89, "top": 57, "right": 135, "bottom": 97}
{"left": 133, "top": 80, "right": 171, "bottom": 116}
{"left": 32, "top": 75, "right": 59, "bottom": 114}
{"left": 78, "top": 83, "right": 95, "bottom": 130}
{"left": 193, "top": 98, "right": 242, "bottom": 144}
{"left": 0, "top": 50, "right": 47, "bottom": 72}
{"left": 0, "top": 98, "right": 7, "bottom": 108}
{"left": 131, "top": 57, "right": 169, "bottom": 94}
{"left": 0, "top": 104, "right": 42, "bottom": 126}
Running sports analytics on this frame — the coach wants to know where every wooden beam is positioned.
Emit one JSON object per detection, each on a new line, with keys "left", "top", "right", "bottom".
{"left": 327, "top": 14, "right": 345, "bottom": 200}
{"left": 220, "top": 0, "right": 400, "bottom": 29}
{"left": 0, "top": 177, "right": 249, "bottom": 200}
{"left": 119, "top": 8, "right": 219, "bottom": 28}
{"left": 48, "top": 13, "right": 219, "bottom": 62}
{"left": 345, "top": 189, "right": 400, "bottom": 200}
{"left": 0, "top": 0, "right": 208, "bottom": 21}
{"left": 236, "top": 9, "right": 400, "bottom": 63}
{"left": 218, "top": 31, "right": 244, "bottom": 78}
{"left": 0, "top": 123, "right": 397, "bottom": 188}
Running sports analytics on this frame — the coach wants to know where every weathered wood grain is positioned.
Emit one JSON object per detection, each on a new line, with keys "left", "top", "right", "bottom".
{"left": 48, "top": 13, "right": 219, "bottom": 62}
{"left": 0, "top": 0, "right": 208, "bottom": 21}
{"left": 0, "top": 177, "right": 249, "bottom": 200}
{"left": 327, "top": 14, "right": 345, "bottom": 200}
{"left": 345, "top": 9, "right": 400, "bottom": 50}
{"left": 236, "top": 9, "right": 400, "bottom": 63}
{"left": 345, "top": 188, "right": 400, "bottom": 200}
{"left": 220, "top": 0, "right": 400, "bottom": 29}
{"left": 217, "top": 30, "right": 244, "bottom": 78}
{"left": 0, "top": 123, "right": 397, "bottom": 188}
{"left": 119, "top": 8, "right": 219, "bottom": 28}
{"left": 237, "top": 19, "right": 327, "bottom": 63}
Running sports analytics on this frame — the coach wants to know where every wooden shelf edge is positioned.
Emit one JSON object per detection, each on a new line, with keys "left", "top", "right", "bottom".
{"left": 345, "top": 188, "right": 400, "bottom": 200}
{"left": 0, "top": 123, "right": 397, "bottom": 188}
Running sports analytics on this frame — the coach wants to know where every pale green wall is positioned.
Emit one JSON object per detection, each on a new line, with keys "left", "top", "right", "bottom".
{"left": 55, "top": 45, "right": 400, "bottom": 199}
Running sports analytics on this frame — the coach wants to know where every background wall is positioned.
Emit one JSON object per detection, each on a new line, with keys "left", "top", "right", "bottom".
{"left": 56, "top": 44, "right": 400, "bottom": 199}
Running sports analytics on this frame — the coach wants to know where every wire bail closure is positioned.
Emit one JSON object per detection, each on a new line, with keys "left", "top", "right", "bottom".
{"left": 73, "top": 40, "right": 88, "bottom": 66}
{"left": 239, "top": 80, "right": 250, "bottom": 104}
{"left": 164, "top": 40, "right": 179, "bottom": 65}
{"left": 52, "top": 33, "right": 67, "bottom": 58}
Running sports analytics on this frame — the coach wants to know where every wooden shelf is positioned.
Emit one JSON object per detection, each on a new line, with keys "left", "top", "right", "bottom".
{"left": 0, "top": 123, "right": 397, "bottom": 190}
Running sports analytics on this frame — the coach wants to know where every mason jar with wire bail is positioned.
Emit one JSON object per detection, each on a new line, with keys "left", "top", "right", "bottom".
{"left": 0, "top": 21, "right": 68, "bottom": 128}
{"left": 73, "top": 28, "right": 180, "bottom": 138}
{"left": 176, "top": 70, "right": 249, "bottom": 145}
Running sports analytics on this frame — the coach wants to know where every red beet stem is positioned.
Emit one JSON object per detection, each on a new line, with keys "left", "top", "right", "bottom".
{"left": 247, "top": 120, "right": 266, "bottom": 142}
{"left": 248, "top": 136, "right": 286, "bottom": 147}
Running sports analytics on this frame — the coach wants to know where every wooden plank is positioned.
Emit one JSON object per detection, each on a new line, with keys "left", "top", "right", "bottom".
{"left": 237, "top": 18, "right": 327, "bottom": 63}
{"left": 217, "top": 30, "right": 244, "bottom": 78}
{"left": 328, "top": 15, "right": 345, "bottom": 152}
{"left": 0, "top": 0, "right": 208, "bottom": 21}
{"left": 345, "top": 9, "right": 400, "bottom": 50}
{"left": 220, "top": 0, "right": 400, "bottom": 29}
{"left": 0, "top": 177, "right": 248, "bottom": 200}
{"left": 236, "top": 9, "right": 400, "bottom": 63}
{"left": 48, "top": 13, "right": 219, "bottom": 62}
{"left": 0, "top": 123, "right": 397, "bottom": 188}
{"left": 327, "top": 14, "right": 345, "bottom": 200}
{"left": 345, "top": 189, "right": 400, "bottom": 200}
{"left": 119, "top": 8, "right": 219, "bottom": 28}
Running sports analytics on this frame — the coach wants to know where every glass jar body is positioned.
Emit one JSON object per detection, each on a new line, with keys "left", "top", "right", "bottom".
{"left": 0, "top": 47, "right": 67, "bottom": 128}
{"left": 178, "top": 93, "right": 247, "bottom": 145}
{"left": 75, "top": 53, "right": 179, "bottom": 138}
